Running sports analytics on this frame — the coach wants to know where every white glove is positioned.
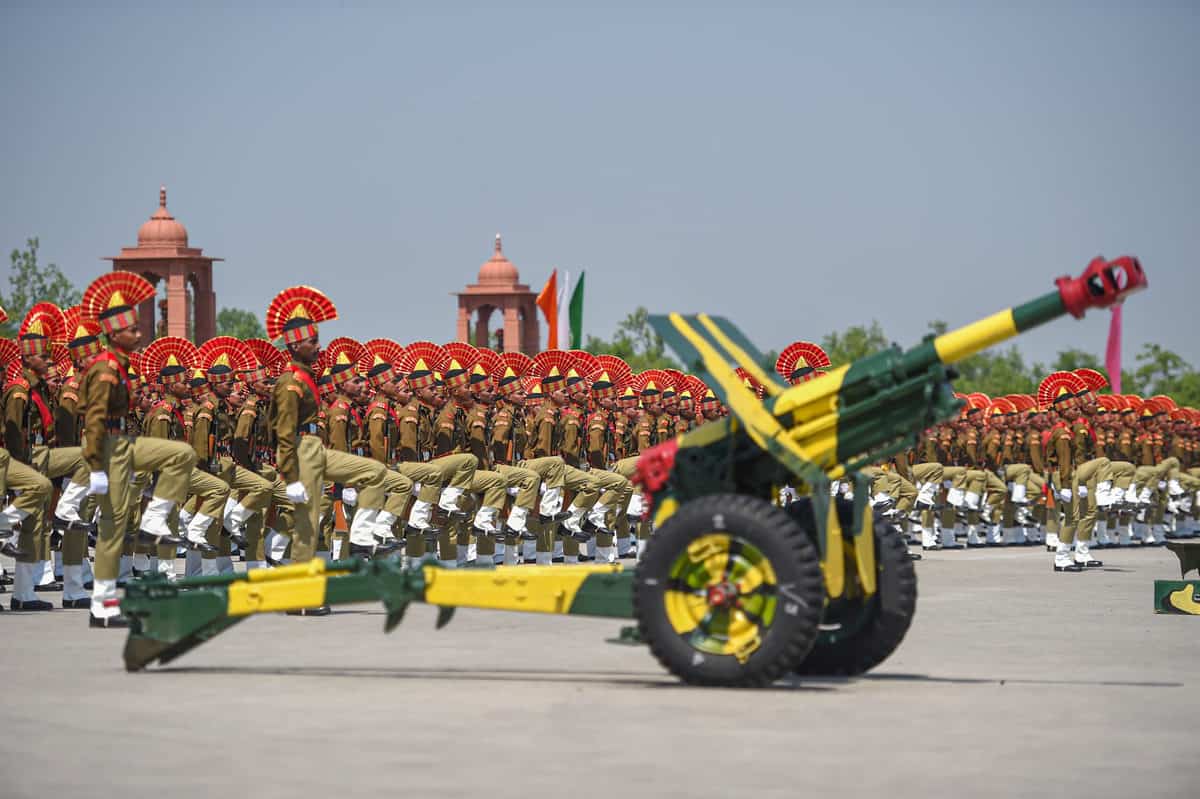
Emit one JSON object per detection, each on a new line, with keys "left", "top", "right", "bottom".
{"left": 88, "top": 471, "right": 109, "bottom": 496}
{"left": 341, "top": 487, "right": 358, "bottom": 506}
{"left": 1059, "top": 488, "right": 1072, "bottom": 503}
{"left": 1077, "top": 486, "right": 1088, "bottom": 498}
{"left": 1158, "top": 480, "right": 1167, "bottom": 490}
{"left": 286, "top": 481, "right": 310, "bottom": 504}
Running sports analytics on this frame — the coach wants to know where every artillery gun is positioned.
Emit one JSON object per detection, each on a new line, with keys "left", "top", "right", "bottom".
{"left": 120, "top": 255, "right": 1146, "bottom": 686}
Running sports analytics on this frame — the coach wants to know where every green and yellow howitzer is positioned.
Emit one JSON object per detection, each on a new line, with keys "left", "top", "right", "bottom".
{"left": 121, "top": 558, "right": 636, "bottom": 672}
{"left": 121, "top": 255, "right": 1147, "bottom": 687}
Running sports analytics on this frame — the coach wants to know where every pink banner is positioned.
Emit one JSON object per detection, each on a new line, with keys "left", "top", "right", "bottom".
{"left": 1105, "top": 305, "right": 1123, "bottom": 394}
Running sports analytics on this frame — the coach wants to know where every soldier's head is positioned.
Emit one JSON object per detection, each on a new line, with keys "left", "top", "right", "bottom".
{"left": 340, "top": 374, "right": 365, "bottom": 400}
{"left": 287, "top": 334, "right": 321, "bottom": 366}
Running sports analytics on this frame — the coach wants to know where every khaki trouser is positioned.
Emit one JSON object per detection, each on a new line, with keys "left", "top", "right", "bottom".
{"left": 414, "top": 453, "right": 477, "bottom": 504}
{"left": 494, "top": 463, "right": 541, "bottom": 510}
{"left": 1061, "top": 457, "right": 1110, "bottom": 544}
{"left": 245, "top": 466, "right": 295, "bottom": 561}
{"left": 379, "top": 470, "right": 416, "bottom": 532}
{"left": 325, "top": 449, "right": 388, "bottom": 508}
{"left": 520, "top": 456, "right": 567, "bottom": 490}
{"left": 93, "top": 435, "right": 196, "bottom": 581}
{"left": 6, "top": 458, "right": 53, "bottom": 564}
{"left": 981, "top": 469, "right": 1007, "bottom": 521}
{"left": 359, "top": 467, "right": 414, "bottom": 519}
{"left": 559, "top": 465, "right": 600, "bottom": 557}
{"left": 405, "top": 453, "right": 477, "bottom": 559}
{"left": 911, "top": 462, "right": 944, "bottom": 529}
{"left": 587, "top": 467, "right": 631, "bottom": 547}
{"left": 187, "top": 467, "right": 232, "bottom": 559}
{"left": 288, "top": 435, "right": 326, "bottom": 562}
{"left": 941, "top": 466, "right": 966, "bottom": 528}
{"left": 218, "top": 457, "right": 274, "bottom": 513}
{"left": 30, "top": 445, "right": 89, "bottom": 562}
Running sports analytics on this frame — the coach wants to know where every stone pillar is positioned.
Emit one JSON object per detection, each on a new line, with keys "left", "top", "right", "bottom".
{"left": 167, "top": 263, "right": 188, "bottom": 339}
{"left": 191, "top": 268, "right": 216, "bottom": 343}
{"left": 136, "top": 269, "right": 161, "bottom": 344}
{"left": 473, "top": 307, "right": 491, "bottom": 348}
{"left": 503, "top": 305, "right": 521, "bottom": 353}
{"left": 137, "top": 296, "right": 156, "bottom": 344}
{"left": 457, "top": 303, "right": 471, "bottom": 343}
{"left": 520, "top": 300, "right": 539, "bottom": 355}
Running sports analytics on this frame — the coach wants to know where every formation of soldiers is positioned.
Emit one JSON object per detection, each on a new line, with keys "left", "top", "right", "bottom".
{"left": 1, "top": 272, "right": 1197, "bottom": 626}
{"left": 0, "top": 275, "right": 729, "bottom": 625}
{"left": 855, "top": 365, "right": 1200, "bottom": 570}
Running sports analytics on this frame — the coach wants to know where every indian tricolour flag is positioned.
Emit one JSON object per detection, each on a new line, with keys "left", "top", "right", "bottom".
{"left": 537, "top": 268, "right": 585, "bottom": 349}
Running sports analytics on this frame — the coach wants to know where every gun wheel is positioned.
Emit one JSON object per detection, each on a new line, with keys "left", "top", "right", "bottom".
{"left": 634, "top": 494, "right": 823, "bottom": 687}
{"left": 793, "top": 516, "right": 917, "bottom": 677}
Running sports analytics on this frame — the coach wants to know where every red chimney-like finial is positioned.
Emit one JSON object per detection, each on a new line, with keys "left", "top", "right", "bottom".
{"left": 159, "top": 185, "right": 167, "bottom": 209}
{"left": 494, "top": 233, "right": 502, "bottom": 254}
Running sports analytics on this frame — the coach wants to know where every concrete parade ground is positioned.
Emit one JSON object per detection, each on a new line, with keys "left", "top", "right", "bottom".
{"left": 1, "top": 545, "right": 1196, "bottom": 799}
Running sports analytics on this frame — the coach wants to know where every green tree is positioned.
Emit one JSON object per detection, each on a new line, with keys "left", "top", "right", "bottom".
{"left": 216, "top": 307, "right": 266, "bottom": 339}
{"left": 0, "top": 238, "right": 81, "bottom": 337}
{"left": 584, "top": 307, "right": 680, "bottom": 372}
{"left": 821, "top": 320, "right": 889, "bottom": 366}
{"left": 1049, "top": 348, "right": 1102, "bottom": 372}
{"left": 1134, "top": 343, "right": 1200, "bottom": 406}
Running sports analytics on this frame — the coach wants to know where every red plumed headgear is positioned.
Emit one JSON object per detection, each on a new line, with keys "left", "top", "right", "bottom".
{"left": 1151, "top": 394, "right": 1177, "bottom": 411}
{"left": 324, "top": 337, "right": 365, "bottom": 387}
{"left": 0, "top": 338, "right": 20, "bottom": 375}
{"left": 501, "top": 351, "right": 533, "bottom": 375}
{"left": 360, "top": 338, "right": 406, "bottom": 387}
{"left": 265, "top": 285, "right": 337, "bottom": 344}
{"left": 197, "top": 336, "right": 253, "bottom": 384}
{"left": 1037, "top": 371, "right": 1087, "bottom": 411}
{"left": 244, "top": 338, "right": 288, "bottom": 380}
{"left": 531, "top": 350, "right": 577, "bottom": 388}
{"left": 442, "top": 342, "right": 481, "bottom": 390}
{"left": 62, "top": 305, "right": 103, "bottom": 360}
{"left": 82, "top": 271, "right": 154, "bottom": 335}
{"left": 49, "top": 343, "right": 72, "bottom": 377}
{"left": 494, "top": 351, "right": 530, "bottom": 396}
{"left": 632, "top": 369, "right": 670, "bottom": 398}
{"left": 661, "top": 369, "right": 685, "bottom": 400}
{"left": 595, "top": 355, "right": 632, "bottom": 390}
{"left": 569, "top": 350, "right": 601, "bottom": 380}
{"left": 776, "top": 341, "right": 830, "bottom": 384}
{"left": 19, "top": 302, "right": 67, "bottom": 356}
{"left": 1074, "top": 368, "right": 1108, "bottom": 393}
{"left": 400, "top": 341, "right": 447, "bottom": 390}
{"left": 142, "top": 336, "right": 199, "bottom": 386}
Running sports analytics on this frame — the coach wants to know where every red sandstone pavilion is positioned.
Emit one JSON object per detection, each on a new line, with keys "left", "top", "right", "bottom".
{"left": 105, "top": 187, "right": 219, "bottom": 344}
{"left": 454, "top": 234, "right": 540, "bottom": 355}
{"left": 104, "top": 188, "right": 544, "bottom": 353}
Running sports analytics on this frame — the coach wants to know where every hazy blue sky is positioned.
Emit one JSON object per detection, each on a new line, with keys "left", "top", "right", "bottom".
{"left": 2, "top": 2, "right": 1197, "bottom": 369}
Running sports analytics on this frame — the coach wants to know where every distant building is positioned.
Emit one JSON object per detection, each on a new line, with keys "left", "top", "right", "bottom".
{"left": 454, "top": 235, "right": 540, "bottom": 354}
{"left": 106, "top": 187, "right": 220, "bottom": 343}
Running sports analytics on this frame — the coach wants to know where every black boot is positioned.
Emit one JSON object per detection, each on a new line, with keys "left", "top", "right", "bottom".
{"left": 89, "top": 612, "right": 130, "bottom": 628}
{"left": 11, "top": 597, "right": 54, "bottom": 611}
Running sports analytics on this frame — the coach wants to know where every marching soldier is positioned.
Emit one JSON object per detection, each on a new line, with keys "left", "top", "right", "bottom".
{"left": 77, "top": 272, "right": 197, "bottom": 627}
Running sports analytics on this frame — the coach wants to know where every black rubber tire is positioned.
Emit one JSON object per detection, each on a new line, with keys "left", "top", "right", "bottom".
{"left": 793, "top": 517, "right": 917, "bottom": 677}
{"left": 634, "top": 494, "right": 824, "bottom": 687}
